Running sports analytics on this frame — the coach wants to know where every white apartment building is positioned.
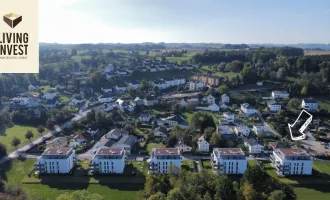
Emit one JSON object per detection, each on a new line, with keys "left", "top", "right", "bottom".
{"left": 271, "top": 148, "right": 313, "bottom": 176}
{"left": 301, "top": 99, "right": 318, "bottom": 112}
{"left": 267, "top": 100, "right": 281, "bottom": 112}
{"left": 89, "top": 148, "right": 125, "bottom": 174}
{"left": 211, "top": 148, "right": 247, "bottom": 174}
{"left": 189, "top": 81, "right": 205, "bottom": 91}
{"left": 221, "top": 94, "right": 230, "bottom": 104}
{"left": 208, "top": 103, "right": 220, "bottom": 112}
{"left": 252, "top": 124, "right": 267, "bottom": 135}
{"left": 148, "top": 148, "right": 182, "bottom": 174}
{"left": 35, "top": 148, "right": 76, "bottom": 174}
{"left": 222, "top": 112, "right": 235, "bottom": 123}
{"left": 271, "top": 91, "right": 290, "bottom": 99}
{"left": 197, "top": 135, "right": 209, "bottom": 152}
{"left": 240, "top": 103, "right": 256, "bottom": 116}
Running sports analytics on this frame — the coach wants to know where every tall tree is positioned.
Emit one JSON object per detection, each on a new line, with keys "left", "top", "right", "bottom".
{"left": 0, "top": 142, "right": 7, "bottom": 157}
{"left": 241, "top": 183, "right": 257, "bottom": 200}
{"left": 268, "top": 190, "right": 286, "bottom": 200}
{"left": 11, "top": 137, "right": 21, "bottom": 151}
{"left": 189, "top": 112, "right": 202, "bottom": 131}
{"left": 218, "top": 85, "right": 229, "bottom": 94}
{"left": 25, "top": 130, "right": 34, "bottom": 142}
{"left": 214, "top": 175, "right": 237, "bottom": 200}
{"left": 37, "top": 125, "right": 45, "bottom": 137}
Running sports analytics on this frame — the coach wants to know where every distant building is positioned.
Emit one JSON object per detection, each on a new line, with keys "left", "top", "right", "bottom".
{"left": 240, "top": 103, "right": 256, "bottom": 116}
{"left": 139, "top": 112, "right": 151, "bottom": 122}
{"left": 271, "top": 148, "right": 313, "bottom": 176}
{"left": 301, "top": 99, "right": 318, "bottom": 112}
{"left": 174, "top": 140, "right": 192, "bottom": 153}
{"left": 271, "top": 91, "right": 289, "bottom": 99}
{"left": 197, "top": 135, "right": 209, "bottom": 152}
{"left": 159, "top": 115, "right": 189, "bottom": 128}
{"left": 189, "top": 81, "right": 205, "bottom": 91}
{"left": 211, "top": 148, "right": 247, "bottom": 174}
{"left": 192, "top": 74, "right": 220, "bottom": 86}
{"left": 217, "top": 125, "right": 232, "bottom": 135}
{"left": 89, "top": 147, "right": 125, "bottom": 174}
{"left": 244, "top": 138, "right": 264, "bottom": 154}
{"left": 267, "top": 100, "right": 281, "bottom": 112}
{"left": 222, "top": 112, "right": 235, "bottom": 123}
{"left": 221, "top": 94, "right": 230, "bottom": 104}
{"left": 106, "top": 128, "right": 128, "bottom": 140}
{"left": 35, "top": 147, "right": 76, "bottom": 174}
{"left": 111, "top": 135, "right": 137, "bottom": 155}
{"left": 148, "top": 148, "right": 182, "bottom": 174}
{"left": 234, "top": 126, "right": 250, "bottom": 137}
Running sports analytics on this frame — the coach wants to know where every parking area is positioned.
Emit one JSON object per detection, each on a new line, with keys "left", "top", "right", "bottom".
{"left": 301, "top": 139, "right": 330, "bottom": 156}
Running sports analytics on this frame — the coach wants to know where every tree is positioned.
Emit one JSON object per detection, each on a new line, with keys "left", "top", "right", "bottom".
{"left": 56, "top": 190, "right": 104, "bottom": 200}
{"left": 197, "top": 62, "right": 203, "bottom": 69}
{"left": 210, "top": 132, "right": 221, "bottom": 145}
{"left": 280, "top": 184, "right": 297, "bottom": 200}
{"left": 201, "top": 114, "right": 216, "bottom": 133}
{"left": 189, "top": 112, "right": 202, "bottom": 131}
{"left": 25, "top": 130, "right": 34, "bottom": 142}
{"left": 144, "top": 174, "right": 171, "bottom": 197}
{"left": 288, "top": 98, "right": 300, "bottom": 109}
{"left": 218, "top": 85, "right": 229, "bottom": 94}
{"left": 241, "top": 165, "right": 267, "bottom": 193}
{"left": 148, "top": 192, "right": 166, "bottom": 200}
{"left": 206, "top": 88, "right": 213, "bottom": 96}
{"left": 135, "top": 120, "right": 142, "bottom": 128}
{"left": 0, "top": 142, "right": 7, "bottom": 157}
{"left": 11, "top": 137, "right": 21, "bottom": 151}
{"left": 172, "top": 103, "right": 182, "bottom": 114}
{"left": 204, "top": 127, "right": 215, "bottom": 141}
{"left": 276, "top": 68, "right": 287, "bottom": 80}
{"left": 240, "top": 66, "right": 257, "bottom": 84}
{"left": 166, "top": 188, "right": 183, "bottom": 200}
{"left": 214, "top": 175, "right": 237, "bottom": 200}
{"left": 268, "top": 190, "right": 286, "bottom": 200}
{"left": 241, "top": 183, "right": 258, "bottom": 200}
{"left": 37, "top": 125, "right": 45, "bottom": 137}
{"left": 300, "top": 86, "right": 308, "bottom": 96}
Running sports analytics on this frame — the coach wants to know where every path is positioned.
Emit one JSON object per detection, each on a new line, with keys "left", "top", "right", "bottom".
{"left": 0, "top": 110, "right": 91, "bottom": 165}
{"left": 256, "top": 112, "right": 281, "bottom": 137}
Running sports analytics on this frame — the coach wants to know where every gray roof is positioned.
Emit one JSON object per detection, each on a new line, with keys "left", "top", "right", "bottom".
{"left": 303, "top": 99, "right": 318, "bottom": 104}
{"left": 106, "top": 128, "right": 127, "bottom": 138}
{"left": 112, "top": 135, "right": 137, "bottom": 149}
{"left": 165, "top": 115, "right": 188, "bottom": 126}
{"left": 267, "top": 100, "right": 280, "bottom": 106}
{"left": 246, "top": 138, "right": 262, "bottom": 146}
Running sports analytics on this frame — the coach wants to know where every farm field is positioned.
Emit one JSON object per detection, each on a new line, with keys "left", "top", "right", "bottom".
{"left": 0, "top": 125, "right": 43, "bottom": 153}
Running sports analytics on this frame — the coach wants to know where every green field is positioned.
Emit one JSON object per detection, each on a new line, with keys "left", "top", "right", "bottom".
{"left": 0, "top": 125, "right": 43, "bottom": 153}
{"left": 294, "top": 185, "right": 330, "bottom": 200}
{"left": 199, "top": 66, "right": 239, "bottom": 80}
{"left": 0, "top": 158, "right": 141, "bottom": 200}
{"left": 147, "top": 142, "right": 165, "bottom": 153}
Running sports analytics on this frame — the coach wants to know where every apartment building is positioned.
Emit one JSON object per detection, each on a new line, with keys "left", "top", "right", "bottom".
{"left": 211, "top": 148, "right": 247, "bottom": 174}
{"left": 301, "top": 99, "right": 318, "bottom": 112}
{"left": 89, "top": 148, "right": 125, "bottom": 174}
{"left": 148, "top": 148, "right": 182, "bottom": 174}
{"left": 35, "top": 147, "right": 76, "bottom": 174}
{"left": 271, "top": 91, "right": 289, "bottom": 99}
{"left": 271, "top": 148, "right": 313, "bottom": 176}
{"left": 192, "top": 74, "right": 220, "bottom": 86}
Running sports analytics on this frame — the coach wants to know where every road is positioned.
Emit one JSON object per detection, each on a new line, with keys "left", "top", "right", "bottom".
{"left": 229, "top": 87, "right": 273, "bottom": 92}
{"left": 0, "top": 109, "right": 91, "bottom": 165}
{"left": 256, "top": 112, "right": 281, "bottom": 138}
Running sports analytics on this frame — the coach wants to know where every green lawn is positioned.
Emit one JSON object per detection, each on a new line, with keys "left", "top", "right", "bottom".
{"left": 182, "top": 160, "right": 195, "bottom": 171}
{"left": 39, "top": 85, "right": 56, "bottom": 92}
{"left": 59, "top": 95, "right": 71, "bottom": 103}
{"left": 294, "top": 185, "right": 330, "bottom": 200}
{"left": 147, "top": 143, "right": 165, "bottom": 153}
{"left": 199, "top": 66, "right": 239, "bottom": 80}
{"left": 0, "top": 125, "right": 44, "bottom": 153}
{"left": 313, "top": 161, "right": 330, "bottom": 175}
{"left": 248, "top": 160, "right": 258, "bottom": 167}
{"left": 0, "top": 158, "right": 36, "bottom": 184}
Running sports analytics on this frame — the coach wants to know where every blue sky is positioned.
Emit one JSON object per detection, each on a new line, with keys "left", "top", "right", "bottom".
{"left": 40, "top": 0, "right": 330, "bottom": 44}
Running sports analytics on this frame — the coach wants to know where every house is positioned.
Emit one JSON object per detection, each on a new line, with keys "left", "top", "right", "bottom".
{"left": 80, "top": 87, "right": 94, "bottom": 97}
{"left": 131, "top": 97, "right": 144, "bottom": 106}
{"left": 203, "top": 95, "right": 216, "bottom": 105}
{"left": 271, "top": 91, "right": 289, "bottom": 99}
{"left": 147, "top": 148, "right": 182, "bottom": 174}
{"left": 222, "top": 112, "right": 235, "bottom": 123}
{"left": 149, "top": 66, "right": 158, "bottom": 72}
{"left": 103, "top": 104, "right": 113, "bottom": 112}
{"left": 11, "top": 97, "right": 28, "bottom": 106}
{"left": 211, "top": 148, "right": 247, "bottom": 174}
{"left": 34, "top": 147, "right": 76, "bottom": 174}
{"left": 28, "top": 84, "right": 36, "bottom": 91}
{"left": 98, "top": 95, "right": 113, "bottom": 103}
{"left": 101, "top": 87, "right": 113, "bottom": 94}
{"left": 179, "top": 99, "right": 188, "bottom": 107}
{"left": 69, "top": 98, "right": 84, "bottom": 106}
{"left": 103, "top": 64, "right": 115, "bottom": 73}
{"left": 55, "top": 84, "right": 66, "bottom": 90}
{"left": 46, "top": 99, "right": 60, "bottom": 109}
{"left": 271, "top": 148, "right": 313, "bottom": 176}
{"left": 116, "top": 70, "right": 128, "bottom": 76}
{"left": 234, "top": 126, "right": 250, "bottom": 137}
{"left": 174, "top": 140, "right": 192, "bottom": 153}
{"left": 241, "top": 103, "right": 256, "bottom": 116}
{"left": 244, "top": 138, "right": 264, "bottom": 154}
{"left": 86, "top": 128, "right": 99, "bottom": 136}
{"left": 157, "top": 65, "right": 166, "bottom": 71}
{"left": 160, "top": 115, "right": 189, "bottom": 128}
{"left": 252, "top": 124, "right": 267, "bottom": 135}
{"left": 187, "top": 98, "right": 199, "bottom": 104}
{"left": 267, "top": 100, "right": 281, "bottom": 112}
{"left": 74, "top": 135, "right": 86, "bottom": 143}
{"left": 268, "top": 142, "right": 288, "bottom": 152}
{"left": 256, "top": 81, "right": 263, "bottom": 86}
{"left": 208, "top": 103, "right": 220, "bottom": 112}
{"left": 153, "top": 126, "right": 169, "bottom": 138}
{"left": 189, "top": 81, "right": 205, "bottom": 91}
{"left": 43, "top": 92, "right": 56, "bottom": 100}
{"left": 111, "top": 135, "right": 137, "bottom": 155}
{"left": 221, "top": 94, "right": 230, "bottom": 104}
{"left": 116, "top": 84, "right": 127, "bottom": 92}
{"left": 197, "top": 135, "right": 209, "bottom": 152}
{"left": 217, "top": 125, "right": 232, "bottom": 135}
{"left": 139, "top": 112, "right": 151, "bottom": 122}
{"left": 144, "top": 96, "right": 158, "bottom": 106}
{"left": 106, "top": 128, "right": 128, "bottom": 140}
{"left": 301, "top": 99, "right": 318, "bottom": 112}
{"left": 89, "top": 147, "right": 125, "bottom": 174}
{"left": 26, "top": 96, "right": 41, "bottom": 108}
{"left": 191, "top": 74, "right": 220, "bottom": 86}
{"left": 127, "top": 81, "right": 140, "bottom": 89}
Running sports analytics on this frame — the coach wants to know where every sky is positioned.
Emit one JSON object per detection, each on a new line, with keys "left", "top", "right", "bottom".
{"left": 39, "top": 0, "right": 330, "bottom": 44}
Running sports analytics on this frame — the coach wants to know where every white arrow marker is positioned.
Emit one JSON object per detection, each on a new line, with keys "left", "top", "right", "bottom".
{"left": 288, "top": 110, "right": 313, "bottom": 141}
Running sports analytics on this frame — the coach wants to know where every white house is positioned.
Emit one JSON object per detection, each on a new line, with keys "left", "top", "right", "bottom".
{"left": 271, "top": 148, "right": 313, "bottom": 176}
{"left": 160, "top": 115, "right": 189, "bottom": 128}
{"left": 241, "top": 103, "right": 256, "bottom": 116}
{"left": 103, "top": 64, "right": 115, "bottom": 73}
{"left": 234, "top": 126, "right": 250, "bottom": 137}
{"left": 148, "top": 148, "right": 182, "bottom": 174}
{"left": 244, "top": 138, "right": 264, "bottom": 154}
{"left": 28, "top": 84, "right": 36, "bottom": 91}
{"left": 222, "top": 112, "right": 235, "bottom": 123}
{"left": 89, "top": 147, "right": 125, "bottom": 174}
{"left": 197, "top": 135, "right": 209, "bottom": 152}
{"left": 267, "top": 100, "right": 281, "bottom": 112}
{"left": 44, "top": 92, "right": 57, "bottom": 100}
{"left": 189, "top": 81, "right": 205, "bottom": 91}
{"left": 98, "top": 95, "right": 113, "bottom": 103}
{"left": 208, "top": 103, "right": 220, "bottom": 112}
{"left": 139, "top": 113, "right": 151, "bottom": 122}
{"left": 127, "top": 81, "right": 140, "bottom": 89}
{"left": 203, "top": 95, "right": 216, "bottom": 105}
{"left": 221, "top": 94, "right": 230, "bottom": 104}
{"left": 35, "top": 148, "right": 76, "bottom": 174}
{"left": 179, "top": 99, "right": 188, "bottom": 107}
{"left": 252, "top": 124, "right": 267, "bottom": 136}
{"left": 69, "top": 98, "right": 84, "bottom": 106}
{"left": 211, "top": 148, "right": 247, "bottom": 174}
{"left": 117, "top": 70, "right": 128, "bottom": 76}
{"left": 217, "top": 125, "right": 232, "bottom": 135}
{"left": 116, "top": 84, "right": 127, "bottom": 92}
{"left": 174, "top": 140, "right": 192, "bottom": 153}
{"left": 301, "top": 99, "right": 318, "bottom": 112}
{"left": 271, "top": 91, "right": 289, "bottom": 99}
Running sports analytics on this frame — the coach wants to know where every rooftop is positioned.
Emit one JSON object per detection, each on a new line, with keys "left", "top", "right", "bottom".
{"left": 277, "top": 148, "right": 310, "bottom": 156}
{"left": 42, "top": 147, "right": 72, "bottom": 156}
{"left": 153, "top": 148, "right": 180, "bottom": 155}
{"left": 303, "top": 99, "right": 318, "bottom": 104}
{"left": 268, "top": 142, "right": 287, "bottom": 150}
{"left": 95, "top": 147, "right": 123, "bottom": 155}
{"left": 214, "top": 148, "right": 245, "bottom": 155}
{"left": 246, "top": 138, "right": 262, "bottom": 146}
